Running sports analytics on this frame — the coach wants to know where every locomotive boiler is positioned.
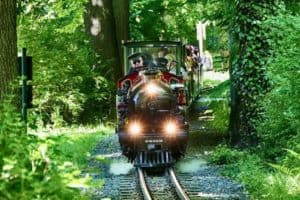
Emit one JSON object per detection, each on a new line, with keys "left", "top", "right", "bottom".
{"left": 116, "top": 41, "right": 190, "bottom": 168}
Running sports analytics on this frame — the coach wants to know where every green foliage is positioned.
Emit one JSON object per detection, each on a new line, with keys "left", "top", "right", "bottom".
{"left": 195, "top": 81, "right": 230, "bottom": 134}
{"left": 196, "top": 99, "right": 229, "bottom": 134}
{"left": 209, "top": 145, "right": 244, "bottom": 165}
{"left": 283, "top": 0, "right": 300, "bottom": 15}
{"left": 130, "top": 0, "right": 226, "bottom": 46}
{"left": 282, "top": 150, "right": 300, "bottom": 174}
{"left": 228, "top": 1, "right": 280, "bottom": 146}
{"left": 205, "top": 80, "right": 230, "bottom": 98}
{"left": 256, "top": 14, "right": 300, "bottom": 159}
{"left": 44, "top": 126, "right": 107, "bottom": 191}
{"left": 211, "top": 146, "right": 300, "bottom": 199}
{"left": 0, "top": 100, "right": 83, "bottom": 199}
{"left": 130, "top": 0, "right": 165, "bottom": 40}
{"left": 49, "top": 127, "right": 106, "bottom": 168}
{"left": 18, "top": 0, "right": 114, "bottom": 125}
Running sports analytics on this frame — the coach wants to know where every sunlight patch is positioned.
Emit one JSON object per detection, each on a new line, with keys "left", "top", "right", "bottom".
{"left": 109, "top": 161, "right": 133, "bottom": 175}
{"left": 91, "top": 18, "right": 101, "bottom": 36}
{"left": 91, "top": 0, "right": 103, "bottom": 7}
{"left": 176, "top": 158, "right": 207, "bottom": 173}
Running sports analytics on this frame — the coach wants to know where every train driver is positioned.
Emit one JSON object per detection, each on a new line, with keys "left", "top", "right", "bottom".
{"left": 128, "top": 53, "right": 144, "bottom": 74}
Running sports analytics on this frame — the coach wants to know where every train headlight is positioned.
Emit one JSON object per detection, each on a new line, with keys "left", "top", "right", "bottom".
{"left": 145, "top": 83, "right": 159, "bottom": 96}
{"left": 128, "top": 121, "right": 142, "bottom": 136}
{"left": 164, "top": 121, "right": 177, "bottom": 135}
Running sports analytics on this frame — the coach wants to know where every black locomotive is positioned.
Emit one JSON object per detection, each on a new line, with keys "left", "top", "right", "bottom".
{"left": 116, "top": 41, "right": 200, "bottom": 168}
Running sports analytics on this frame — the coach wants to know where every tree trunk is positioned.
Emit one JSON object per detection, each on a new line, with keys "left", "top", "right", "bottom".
{"left": 228, "top": 31, "right": 241, "bottom": 145}
{"left": 112, "top": 0, "right": 129, "bottom": 72}
{"left": 228, "top": 0, "right": 275, "bottom": 147}
{"left": 0, "top": 0, "right": 17, "bottom": 102}
{"left": 84, "top": 0, "right": 129, "bottom": 80}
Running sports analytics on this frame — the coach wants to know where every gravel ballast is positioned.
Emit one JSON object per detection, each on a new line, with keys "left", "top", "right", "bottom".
{"left": 88, "top": 133, "right": 248, "bottom": 200}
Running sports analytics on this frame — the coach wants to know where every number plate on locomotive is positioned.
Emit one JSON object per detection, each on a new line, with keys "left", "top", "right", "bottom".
{"left": 145, "top": 139, "right": 163, "bottom": 143}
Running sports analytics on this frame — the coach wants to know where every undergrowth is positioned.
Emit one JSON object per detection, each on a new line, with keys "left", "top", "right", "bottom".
{"left": 209, "top": 13, "right": 300, "bottom": 200}
{"left": 205, "top": 80, "right": 230, "bottom": 99}
{"left": 0, "top": 99, "right": 111, "bottom": 199}
{"left": 210, "top": 145, "right": 300, "bottom": 199}
{"left": 0, "top": 100, "right": 80, "bottom": 199}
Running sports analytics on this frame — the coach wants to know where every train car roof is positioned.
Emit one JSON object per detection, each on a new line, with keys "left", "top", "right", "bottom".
{"left": 122, "top": 40, "right": 182, "bottom": 47}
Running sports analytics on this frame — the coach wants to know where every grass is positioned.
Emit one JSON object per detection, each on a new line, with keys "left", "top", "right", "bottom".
{"left": 29, "top": 125, "right": 113, "bottom": 195}
{"left": 210, "top": 145, "right": 300, "bottom": 199}
{"left": 192, "top": 80, "right": 230, "bottom": 135}
{"left": 30, "top": 124, "right": 114, "bottom": 167}
{"left": 52, "top": 132, "right": 101, "bottom": 167}
{"left": 203, "top": 79, "right": 223, "bottom": 88}
{"left": 204, "top": 80, "right": 230, "bottom": 99}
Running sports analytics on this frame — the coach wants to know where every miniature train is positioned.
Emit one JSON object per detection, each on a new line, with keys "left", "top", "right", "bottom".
{"left": 116, "top": 41, "right": 201, "bottom": 168}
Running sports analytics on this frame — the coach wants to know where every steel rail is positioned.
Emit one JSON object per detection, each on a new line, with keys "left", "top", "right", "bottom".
{"left": 137, "top": 167, "right": 152, "bottom": 200}
{"left": 168, "top": 168, "right": 190, "bottom": 200}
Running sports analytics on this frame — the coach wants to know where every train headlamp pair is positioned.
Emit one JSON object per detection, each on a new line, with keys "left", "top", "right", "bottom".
{"left": 128, "top": 120, "right": 178, "bottom": 136}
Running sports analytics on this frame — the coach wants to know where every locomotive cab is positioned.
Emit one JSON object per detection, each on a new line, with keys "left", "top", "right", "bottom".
{"left": 116, "top": 41, "right": 189, "bottom": 168}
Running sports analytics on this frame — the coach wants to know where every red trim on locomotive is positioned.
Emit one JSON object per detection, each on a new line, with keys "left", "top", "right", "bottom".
{"left": 117, "top": 72, "right": 142, "bottom": 89}
{"left": 161, "top": 72, "right": 184, "bottom": 84}
{"left": 117, "top": 71, "right": 186, "bottom": 106}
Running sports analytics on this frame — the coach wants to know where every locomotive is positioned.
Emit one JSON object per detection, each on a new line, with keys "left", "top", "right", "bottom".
{"left": 116, "top": 41, "right": 200, "bottom": 168}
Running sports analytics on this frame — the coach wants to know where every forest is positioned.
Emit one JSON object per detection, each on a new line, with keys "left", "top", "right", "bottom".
{"left": 0, "top": 0, "right": 299, "bottom": 199}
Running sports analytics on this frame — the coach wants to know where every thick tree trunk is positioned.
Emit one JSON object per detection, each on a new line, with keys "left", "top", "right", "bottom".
{"left": 113, "top": 0, "right": 129, "bottom": 70}
{"left": 0, "top": 0, "right": 17, "bottom": 102}
{"left": 228, "top": 0, "right": 275, "bottom": 147}
{"left": 112, "top": 0, "right": 129, "bottom": 73}
{"left": 228, "top": 31, "right": 241, "bottom": 146}
{"left": 84, "top": 0, "right": 129, "bottom": 80}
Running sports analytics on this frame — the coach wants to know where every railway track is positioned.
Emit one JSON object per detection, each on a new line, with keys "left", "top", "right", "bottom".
{"left": 137, "top": 167, "right": 190, "bottom": 200}
{"left": 118, "top": 167, "right": 247, "bottom": 199}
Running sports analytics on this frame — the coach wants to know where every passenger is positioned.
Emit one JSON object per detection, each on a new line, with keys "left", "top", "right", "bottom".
{"left": 155, "top": 47, "right": 168, "bottom": 68}
{"left": 165, "top": 54, "right": 176, "bottom": 74}
{"left": 202, "top": 50, "right": 213, "bottom": 71}
{"left": 168, "top": 60, "right": 177, "bottom": 74}
{"left": 158, "top": 47, "right": 168, "bottom": 58}
{"left": 185, "top": 45, "right": 198, "bottom": 72}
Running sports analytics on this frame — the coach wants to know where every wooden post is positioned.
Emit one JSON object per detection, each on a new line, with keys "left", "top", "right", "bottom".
{"left": 197, "top": 22, "right": 206, "bottom": 88}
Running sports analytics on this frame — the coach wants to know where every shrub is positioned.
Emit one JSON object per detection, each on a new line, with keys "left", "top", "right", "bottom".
{"left": 210, "top": 146, "right": 300, "bottom": 199}
{"left": 18, "top": 1, "right": 115, "bottom": 126}
{"left": 209, "top": 145, "right": 244, "bottom": 165}
{"left": 257, "top": 14, "right": 300, "bottom": 160}
{"left": 0, "top": 100, "right": 83, "bottom": 199}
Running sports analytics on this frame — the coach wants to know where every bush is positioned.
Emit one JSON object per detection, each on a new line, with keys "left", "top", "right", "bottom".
{"left": 0, "top": 100, "right": 84, "bottom": 199}
{"left": 209, "top": 145, "right": 244, "bottom": 165}
{"left": 257, "top": 14, "right": 300, "bottom": 160}
{"left": 18, "top": 1, "right": 115, "bottom": 126}
{"left": 210, "top": 146, "right": 300, "bottom": 199}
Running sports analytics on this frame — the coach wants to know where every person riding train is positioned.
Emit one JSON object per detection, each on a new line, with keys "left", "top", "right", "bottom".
{"left": 155, "top": 47, "right": 169, "bottom": 68}
{"left": 128, "top": 52, "right": 144, "bottom": 74}
{"left": 128, "top": 50, "right": 169, "bottom": 74}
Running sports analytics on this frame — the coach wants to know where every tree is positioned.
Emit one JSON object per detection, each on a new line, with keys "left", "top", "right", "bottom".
{"left": 17, "top": 0, "right": 116, "bottom": 124}
{"left": 84, "top": 0, "right": 129, "bottom": 80}
{"left": 130, "top": 0, "right": 204, "bottom": 43}
{"left": 0, "top": 0, "right": 18, "bottom": 102}
{"left": 228, "top": 0, "right": 277, "bottom": 147}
